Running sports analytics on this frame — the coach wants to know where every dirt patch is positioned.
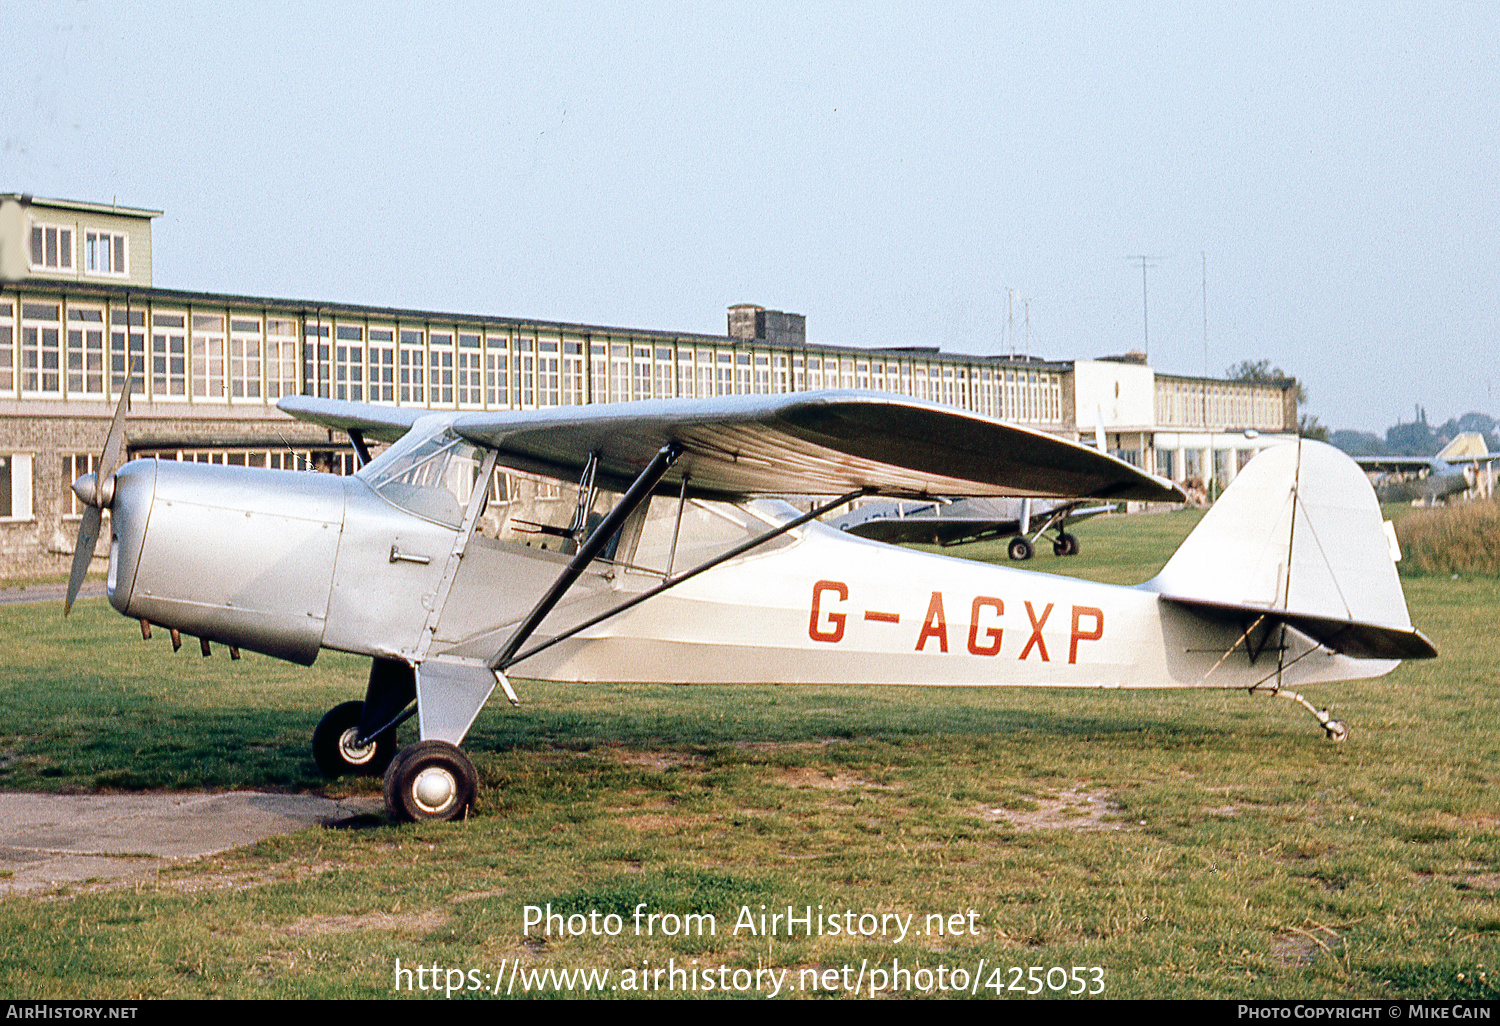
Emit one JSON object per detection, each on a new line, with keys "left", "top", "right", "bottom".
{"left": 616, "top": 812, "right": 708, "bottom": 832}
{"left": 283, "top": 909, "right": 448, "bottom": 937}
{"left": 1270, "top": 925, "right": 1342, "bottom": 966}
{"left": 161, "top": 859, "right": 350, "bottom": 895}
{"left": 605, "top": 748, "right": 704, "bottom": 771}
{"left": 450, "top": 888, "right": 508, "bottom": 903}
{"left": 734, "top": 739, "right": 850, "bottom": 753}
{"left": 1455, "top": 873, "right": 1500, "bottom": 892}
{"left": 775, "top": 767, "right": 893, "bottom": 791}
{"left": 980, "top": 787, "right": 1126, "bottom": 832}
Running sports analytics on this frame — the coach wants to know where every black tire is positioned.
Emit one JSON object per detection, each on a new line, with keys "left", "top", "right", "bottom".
{"left": 1053, "top": 538, "right": 1069, "bottom": 557}
{"left": 1008, "top": 536, "right": 1034, "bottom": 561}
{"left": 383, "top": 740, "right": 479, "bottom": 823}
{"left": 1057, "top": 531, "right": 1080, "bottom": 556}
{"left": 312, "top": 700, "right": 397, "bottom": 778}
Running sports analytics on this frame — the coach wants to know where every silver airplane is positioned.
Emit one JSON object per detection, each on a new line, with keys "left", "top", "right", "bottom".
{"left": 64, "top": 375, "right": 1435, "bottom": 823}
{"left": 1355, "top": 433, "right": 1500, "bottom": 504}
{"left": 825, "top": 496, "right": 1115, "bottom": 558}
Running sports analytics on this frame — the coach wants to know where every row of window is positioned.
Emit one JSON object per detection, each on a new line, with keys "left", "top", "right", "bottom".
{"left": 28, "top": 220, "right": 129, "bottom": 278}
{"left": 1154, "top": 446, "right": 1259, "bottom": 484}
{"left": 1155, "top": 379, "right": 1285, "bottom": 432}
{"left": 0, "top": 298, "right": 1072, "bottom": 423}
{"left": 29, "top": 447, "right": 571, "bottom": 525}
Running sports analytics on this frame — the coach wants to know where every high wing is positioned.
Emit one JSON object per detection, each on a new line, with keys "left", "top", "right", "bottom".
{"left": 1353, "top": 455, "right": 1443, "bottom": 475}
{"left": 279, "top": 391, "right": 1185, "bottom": 502}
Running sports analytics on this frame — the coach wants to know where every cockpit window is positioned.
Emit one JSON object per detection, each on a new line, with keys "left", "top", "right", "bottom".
{"left": 359, "top": 430, "right": 484, "bottom": 528}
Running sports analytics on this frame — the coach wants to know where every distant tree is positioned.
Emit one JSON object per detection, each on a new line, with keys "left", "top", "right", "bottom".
{"left": 1298, "top": 414, "right": 1330, "bottom": 442}
{"left": 1435, "top": 412, "right": 1500, "bottom": 452}
{"left": 1385, "top": 408, "right": 1438, "bottom": 457}
{"left": 1226, "top": 360, "right": 1308, "bottom": 404}
{"left": 1225, "top": 359, "right": 1282, "bottom": 382}
{"left": 1330, "top": 429, "right": 1387, "bottom": 456}
{"left": 1456, "top": 412, "right": 1498, "bottom": 436}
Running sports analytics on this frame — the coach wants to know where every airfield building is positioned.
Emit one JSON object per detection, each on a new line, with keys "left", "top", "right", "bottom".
{"left": 0, "top": 194, "right": 1299, "bottom": 579}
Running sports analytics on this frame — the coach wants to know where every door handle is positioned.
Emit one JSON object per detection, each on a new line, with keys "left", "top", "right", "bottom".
{"left": 389, "top": 545, "right": 432, "bottom": 565}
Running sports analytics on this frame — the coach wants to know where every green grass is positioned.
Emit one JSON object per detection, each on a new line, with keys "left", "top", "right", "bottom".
{"left": 1, "top": 509, "right": 1497, "bottom": 999}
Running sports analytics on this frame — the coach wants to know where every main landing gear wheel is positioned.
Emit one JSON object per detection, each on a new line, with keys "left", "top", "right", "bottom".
{"left": 1053, "top": 531, "right": 1080, "bottom": 557}
{"left": 1007, "top": 536, "right": 1034, "bottom": 561}
{"left": 313, "top": 700, "right": 397, "bottom": 778}
{"left": 383, "top": 740, "right": 479, "bottom": 823}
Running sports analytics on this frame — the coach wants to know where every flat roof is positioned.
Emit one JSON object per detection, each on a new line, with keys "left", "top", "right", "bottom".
{"left": 0, "top": 278, "right": 1073, "bottom": 369}
{"left": 2, "top": 194, "right": 162, "bottom": 219}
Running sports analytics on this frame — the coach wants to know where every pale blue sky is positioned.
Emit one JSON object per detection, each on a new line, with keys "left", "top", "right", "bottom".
{"left": 6, "top": 2, "right": 1496, "bottom": 431}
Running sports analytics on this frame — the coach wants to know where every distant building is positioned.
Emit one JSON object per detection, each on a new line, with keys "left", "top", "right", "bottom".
{"left": 0, "top": 195, "right": 1298, "bottom": 579}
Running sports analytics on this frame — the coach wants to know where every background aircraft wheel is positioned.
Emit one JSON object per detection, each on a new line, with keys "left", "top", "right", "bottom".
{"left": 1008, "top": 536, "right": 1034, "bottom": 561}
{"left": 1324, "top": 719, "right": 1349, "bottom": 743}
{"left": 1057, "top": 531, "right": 1080, "bottom": 556}
{"left": 383, "top": 740, "right": 478, "bottom": 823}
{"left": 313, "top": 700, "right": 397, "bottom": 778}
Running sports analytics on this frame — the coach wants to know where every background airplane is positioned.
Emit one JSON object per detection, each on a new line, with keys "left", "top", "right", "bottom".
{"left": 63, "top": 384, "right": 1434, "bottom": 824}
{"left": 1355, "top": 432, "right": 1500, "bottom": 504}
{"left": 825, "top": 496, "right": 1115, "bottom": 559}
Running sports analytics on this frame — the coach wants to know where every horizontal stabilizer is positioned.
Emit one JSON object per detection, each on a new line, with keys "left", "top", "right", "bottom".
{"left": 1160, "top": 596, "right": 1437, "bottom": 660}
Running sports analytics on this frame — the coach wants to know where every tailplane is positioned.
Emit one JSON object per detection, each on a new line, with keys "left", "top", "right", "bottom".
{"left": 1145, "top": 440, "right": 1435, "bottom": 660}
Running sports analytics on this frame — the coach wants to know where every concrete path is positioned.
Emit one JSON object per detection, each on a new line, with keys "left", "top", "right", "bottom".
{"left": 0, "top": 792, "right": 382, "bottom": 895}
{"left": 0, "top": 582, "right": 107, "bottom": 606}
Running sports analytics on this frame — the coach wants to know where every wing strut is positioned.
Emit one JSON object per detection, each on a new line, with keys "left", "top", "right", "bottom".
{"left": 489, "top": 443, "right": 683, "bottom": 672}
{"left": 500, "top": 487, "right": 869, "bottom": 672}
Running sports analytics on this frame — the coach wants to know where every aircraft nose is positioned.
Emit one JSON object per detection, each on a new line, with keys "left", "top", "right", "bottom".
{"left": 103, "top": 460, "right": 157, "bottom": 615}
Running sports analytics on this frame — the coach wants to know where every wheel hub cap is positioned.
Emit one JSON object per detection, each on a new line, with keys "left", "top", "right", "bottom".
{"left": 338, "top": 727, "right": 377, "bottom": 766}
{"left": 413, "top": 766, "right": 457, "bottom": 813}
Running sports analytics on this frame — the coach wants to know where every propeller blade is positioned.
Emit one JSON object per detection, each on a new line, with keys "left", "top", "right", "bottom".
{"left": 98, "top": 360, "right": 135, "bottom": 482}
{"left": 64, "top": 505, "right": 102, "bottom": 616}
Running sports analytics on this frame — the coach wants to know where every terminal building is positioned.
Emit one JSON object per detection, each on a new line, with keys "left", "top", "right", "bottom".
{"left": 0, "top": 193, "right": 1299, "bottom": 579}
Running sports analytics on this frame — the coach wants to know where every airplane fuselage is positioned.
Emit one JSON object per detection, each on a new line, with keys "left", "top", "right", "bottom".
{"left": 104, "top": 457, "right": 1388, "bottom": 695}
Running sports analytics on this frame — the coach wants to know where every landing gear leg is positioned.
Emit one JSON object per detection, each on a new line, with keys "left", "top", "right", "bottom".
{"left": 1257, "top": 687, "right": 1349, "bottom": 742}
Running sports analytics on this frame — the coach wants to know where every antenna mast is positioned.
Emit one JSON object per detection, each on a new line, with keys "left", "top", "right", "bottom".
{"left": 1006, "top": 288, "right": 1016, "bottom": 358}
{"left": 1127, "top": 255, "right": 1163, "bottom": 361}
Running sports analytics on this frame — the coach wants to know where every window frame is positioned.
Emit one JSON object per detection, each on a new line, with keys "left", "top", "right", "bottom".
{"left": 28, "top": 220, "right": 74, "bottom": 273}
{"left": 65, "top": 304, "right": 107, "bottom": 399}
{"left": 19, "top": 301, "right": 62, "bottom": 397}
{"left": 0, "top": 452, "right": 34, "bottom": 522}
{"left": 84, "top": 229, "right": 129, "bottom": 278}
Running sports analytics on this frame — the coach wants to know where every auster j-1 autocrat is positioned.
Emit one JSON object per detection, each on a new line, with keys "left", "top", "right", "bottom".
{"left": 63, "top": 378, "right": 1437, "bottom": 822}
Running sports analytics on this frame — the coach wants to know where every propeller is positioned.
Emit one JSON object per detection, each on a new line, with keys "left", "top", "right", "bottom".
{"left": 65, "top": 362, "right": 133, "bottom": 615}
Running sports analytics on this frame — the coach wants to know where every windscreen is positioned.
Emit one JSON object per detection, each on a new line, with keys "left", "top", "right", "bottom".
{"left": 360, "top": 430, "right": 485, "bottom": 528}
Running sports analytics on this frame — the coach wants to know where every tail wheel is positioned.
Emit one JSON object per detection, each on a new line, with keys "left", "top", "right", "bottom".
{"left": 313, "top": 700, "right": 397, "bottom": 778}
{"left": 1324, "top": 720, "right": 1349, "bottom": 743}
{"left": 1007, "top": 536, "right": 1034, "bottom": 561}
{"left": 384, "top": 740, "right": 479, "bottom": 822}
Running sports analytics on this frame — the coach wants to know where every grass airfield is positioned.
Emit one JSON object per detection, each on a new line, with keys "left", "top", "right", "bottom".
{"left": 1, "top": 510, "right": 1497, "bottom": 999}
